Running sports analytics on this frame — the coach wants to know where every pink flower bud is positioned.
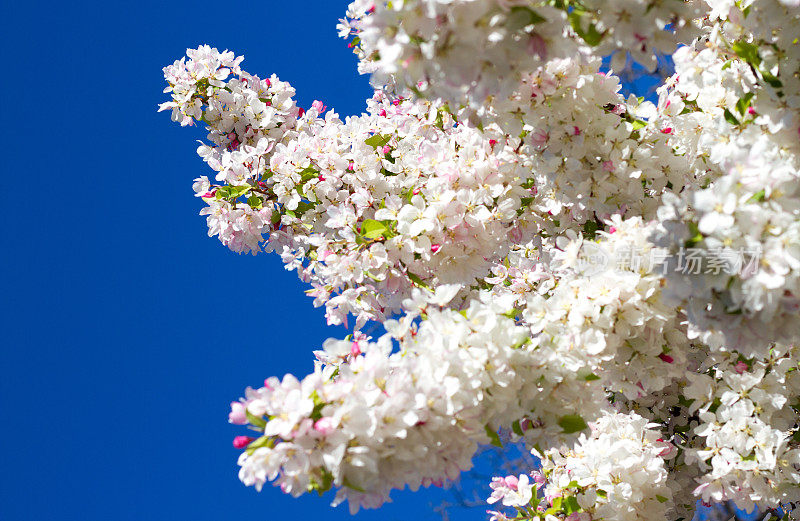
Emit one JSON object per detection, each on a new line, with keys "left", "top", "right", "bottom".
{"left": 350, "top": 341, "right": 362, "bottom": 356}
{"left": 379, "top": 109, "right": 387, "bottom": 117}
{"left": 311, "top": 100, "right": 326, "bottom": 113}
{"left": 602, "top": 160, "right": 614, "bottom": 172}
{"left": 735, "top": 361, "right": 749, "bottom": 374}
{"left": 661, "top": 127, "right": 673, "bottom": 134}
{"left": 658, "top": 353, "right": 674, "bottom": 364}
{"left": 297, "top": 107, "right": 305, "bottom": 118}
{"left": 314, "top": 417, "right": 336, "bottom": 436}
{"left": 609, "top": 226, "right": 617, "bottom": 234}
{"left": 504, "top": 475, "right": 519, "bottom": 490}
{"left": 431, "top": 244, "right": 441, "bottom": 253}
{"left": 233, "top": 436, "right": 254, "bottom": 449}
{"left": 748, "top": 107, "right": 756, "bottom": 115}
{"left": 229, "top": 402, "right": 248, "bottom": 425}
{"left": 382, "top": 145, "right": 391, "bottom": 155}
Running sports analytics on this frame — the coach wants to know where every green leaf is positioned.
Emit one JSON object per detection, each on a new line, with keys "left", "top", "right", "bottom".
{"left": 511, "top": 336, "right": 531, "bottom": 350}
{"left": 246, "top": 410, "right": 267, "bottom": 430}
{"left": 558, "top": 414, "right": 588, "bottom": 434}
{"left": 361, "top": 219, "right": 388, "bottom": 239}
{"left": 245, "top": 435, "right": 275, "bottom": 455}
{"left": 364, "top": 134, "right": 392, "bottom": 148}
{"left": 512, "top": 420, "right": 524, "bottom": 436}
{"left": 760, "top": 69, "right": 783, "bottom": 89}
{"left": 365, "top": 271, "right": 383, "bottom": 282}
{"left": 568, "top": 10, "right": 604, "bottom": 47}
{"left": 563, "top": 496, "right": 580, "bottom": 514}
{"left": 583, "top": 219, "right": 601, "bottom": 239}
{"left": 247, "top": 195, "right": 263, "bottom": 209}
{"left": 748, "top": 189, "right": 767, "bottom": 203}
{"left": 582, "top": 373, "right": 601, "bottom": 382}
{"left": 309, "top": 390, "right": 326, "bottom": 422}
{"left": 434, "top": 110, "right": 445, "bottom": 130}
{"left": 485, "top": 425, "right": 503, "bottom": 448}
{"left": 406, "top": 271, "right": 430, "bottom": 289}
{"left": 510, "top": 6, "right": 547, "bottom": 26}
{"left": 724, "top": 108, "right": 740, "bottom": 126}
{"left": 596, "top": 489, "right": 607, "bottom": 498}
{"left": 631, "top": 119, "right": 647, "bottom": 131}
{"left": 228, "top": 184, "right": 251, "bottom": 198}
{"left": 299, "top": 166, "right": 320, "bottom": 183}
{"left": 732, "top": 41, "right": 761, "bottom": 66}
{"left": 656, "top": 494, "right": 669, "bottom": 503}
{"left": 286, "top": 201, "right": 316, "bottom": 219}
{"left": 736, "top": 92, "right": 755, "bottom": 115}
{"left": 684, "top": 221, "right": 703, "bottom": 247}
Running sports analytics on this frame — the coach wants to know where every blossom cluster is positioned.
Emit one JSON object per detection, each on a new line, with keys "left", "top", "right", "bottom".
{"left": 683, "top": 344, "right": 800, "bottom": 511}
{"left": 234, "top": 291, "right": 610, "bottom": 512}
{"left": 649, "top": 1, "right": 800, "bottom": 355}
{"left": 159, "top": 0, "right": 800, "bottom": 519}
{"left": 339, "top": 0, "right": 704, "bottom": 110}
{"left": 489, "top": 412, "right": 676, "bottom": 521}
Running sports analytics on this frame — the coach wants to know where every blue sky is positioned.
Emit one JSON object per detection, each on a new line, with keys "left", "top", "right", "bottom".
{"left": 0, "top": 2, "right": 487, "bottom": 520}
